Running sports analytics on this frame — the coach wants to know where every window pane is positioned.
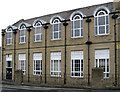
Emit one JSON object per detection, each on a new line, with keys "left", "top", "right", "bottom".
{"left": 71, "top": 21, "right": 73, "bottom": 30}
{"left": 74, "top": 20, "right": 80, "bottom": 28}
{"left": 72, "top": 60, "right": 74, "bottom": 71}
{"left": 75, "top": 60, "right": 80, "bottom": 71}
{"left": 81, "top": 20, "right": 83, "bottom": 28}
{"left": 81, "top": 60, "right": 83, "bottom": 71}
{"left": 21, "top": 37, "right": 25, "bottom": 42}
{"left": 51, "top": 25, "right": 53, "bottom": 39}
{"left": 95, "top": 27, "right": 98, "bottom": 35}
{"left": 20, "top": 30, "right": 25, "bottom": 36}
{"left": 54, "top": 24, "right": 58, "bottom": 31}
{"left": 7, "top": 61, "right": 12, "bottom": 67}
{"left": 95, "top": 17, "right": 97, "bottom": 26}
{"left": 34, "top": 61, "right": 35, "bottom": 70}
{"left": 35, "top": 27, "right": 41, "bottom": 34}
{"left": 59, "top": 23, "right": 61, "bottom": 31}
{"left": 54, "top": 32, "right": 58, "bottom": 39}
{"left": 106, "top": 25, "right": 109, "bottom": 34}
{"left": 106, "top": 16, "right": 109, "bottom": 24}
{"left": 75, "top": 29, "right": 80, "bottom": 37}
{"left": 98, "top": 16, "right": 105, "bottom": 25}
{"left": 59, "top": 31, "right": 61, "bottom": 38}
{"left": 71, "top": 29, "right": 73, "bottom": 37}
{"left": 36, "top": 35, "right": 41, "bottom": 41}
{"left": 36, "top": 60, "right": 40, "bottom": 70}
{"left": 95, "top": 59, "right": 98, "bottom": 67}
{"left": 59, "top": 60, "right": 61, "bottom": 71}
{"left": 51, "top": 60, "right": 53, "bottom": 71}
{"left": 10, "top": 39, "right": 12, "bottom": 44}
{"left": 81, "top": 29, "right": 83, "bottom": 36}
{"left": 54, "top": 60, "right": 58, "bottom": 71}
{"left": 21, "top": 60, "right": 25, "bottom": 70}
{"left": 99, "top": 26, "right": 105, "bottom": 34}
{"left": 107, "top": 59, "right": 109, "bottom": 72}
{"left": 99, "top": 59, "right": 105, "bottom": 72}
{"left": 75, "top": 73, "right": 80, "bottom": 76}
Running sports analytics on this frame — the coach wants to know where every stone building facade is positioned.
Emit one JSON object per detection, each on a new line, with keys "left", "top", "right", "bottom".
{"left": 1, "top": 1, "right": 120, "bottom": 87}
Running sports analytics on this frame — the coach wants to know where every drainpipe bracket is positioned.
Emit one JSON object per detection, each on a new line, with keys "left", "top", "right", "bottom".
{"left": 112, "top": 15, "right": 118, "bottom": 19}
{"left": 86, "top": 18, "right": 92, "bottom": 23}
{"left": 44, "top": 25, "right": 48, "bottom": 29}
{"left": 85, "top": 41, "right": 92, "bottom": 45}
{"left": 63, "top": 22, "right": 68, "bottom": 26}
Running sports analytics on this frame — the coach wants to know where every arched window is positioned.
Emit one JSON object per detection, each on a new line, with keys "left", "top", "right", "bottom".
{"left": 19, "top": 24, "right": 26, "bottom": 43}
{"left": 6, "top": 27, "right": 13, "bottom": 45}
{"left": 94, "top": 7, "right": 109, "bottom": 35}
{"left": 71, "top": 14, "right": 83, "bottom": 38}
{"left": 33, "top": 21, "right": 42, "bottom": 42}
{"left": 50, "top": 16, "right": 62, "bottom": 40}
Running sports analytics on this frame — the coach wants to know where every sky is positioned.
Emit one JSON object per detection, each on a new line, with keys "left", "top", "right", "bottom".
{"left": 0, "top": 0, "right": 114, "bottom": 46}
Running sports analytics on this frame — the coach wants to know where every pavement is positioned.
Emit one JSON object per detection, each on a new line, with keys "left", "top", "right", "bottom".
{"left": 0, "top": 84, "right": 85, "bottom": 91}
{"left": 1, "top": 84, "right": 120, "bottom": 92}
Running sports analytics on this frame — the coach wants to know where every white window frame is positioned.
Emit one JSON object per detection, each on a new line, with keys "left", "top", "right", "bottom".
{"left": 19, "top": 25, "right": 26, "bottom": 44}
{"left": 50, "top": 52, "right": 61, "bottom": 77}
{"left": 95, "top": 49, "right": 110, "bottom": 78}
{"left": 51, "top": 19, "right": 61, "bottom": 40}
{"left": 18, "top": 54, "right": 26, "bottom": 75}
{"left": 71, "top": 15, "right": 83, "bottom": 38}
{"left": 33, "top": 53, "right": 42, "bottom": 76}
{"left": 33, "top": 21, "right": 42, "bottom": 42}
{"left": 6, "top": 28, "right": 13, "bottom": 45}
{"left": 95, "top": 10, "right": 109, "bottom": 35}
{"left": 71, "top": 51, "right": 84, "bottom": 78}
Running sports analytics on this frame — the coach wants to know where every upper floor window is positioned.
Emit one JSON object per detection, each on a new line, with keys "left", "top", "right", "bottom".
{"left": 71, "top": 14, "right": 83, "bottom": 38}
{"left": 70, "top": 11, "right": 84, "bottom": 38}
{"left": 6, "top": 28, "right": 12, "bottom": 45}
{"left": 19, "top": 24, "right": 26, "bottom": 43}
{"left": 50, "top": 17, "right": 62, "bottom": 40}
{"left": 94, "top": 7, "right": 110, "bottom": 35}
{"left": 33, "top": 21, "right": 42, "bottom": 42}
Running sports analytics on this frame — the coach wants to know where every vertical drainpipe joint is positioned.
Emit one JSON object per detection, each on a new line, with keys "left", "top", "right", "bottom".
{"left": 13, "top": 29, "right": 17, "bottom": 34}
{"left": 2, "top": 29, "right": 5, "bottom": 36}
{"left": 27, "top": 27, "right": 32, "bottom": 32}
{"left": 86, "top": 18, "right": 92, "bottom": 23}
{"left": 44, "top": 25, "right": 48, "bottom": 29}
{"left": 63, "top": 21, "right": 68, "bottom": 26}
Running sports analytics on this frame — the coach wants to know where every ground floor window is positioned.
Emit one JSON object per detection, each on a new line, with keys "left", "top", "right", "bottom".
{"left": 19, "top": 54, "right": 26, "bottom": 75}
{"left": 95, "top": 49, "right": 110, "bottom": 78}
{"left": 33, "top": 53, "right": 42, "bottom": 75}
{"left": 71, "top": 51, "right": 83, "bottom": 78}
{"left": 6, "top": 54, "right": 12, "bottom": 79}
{"left": 50, "top": 52, "right": 61, "bottom": 77}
